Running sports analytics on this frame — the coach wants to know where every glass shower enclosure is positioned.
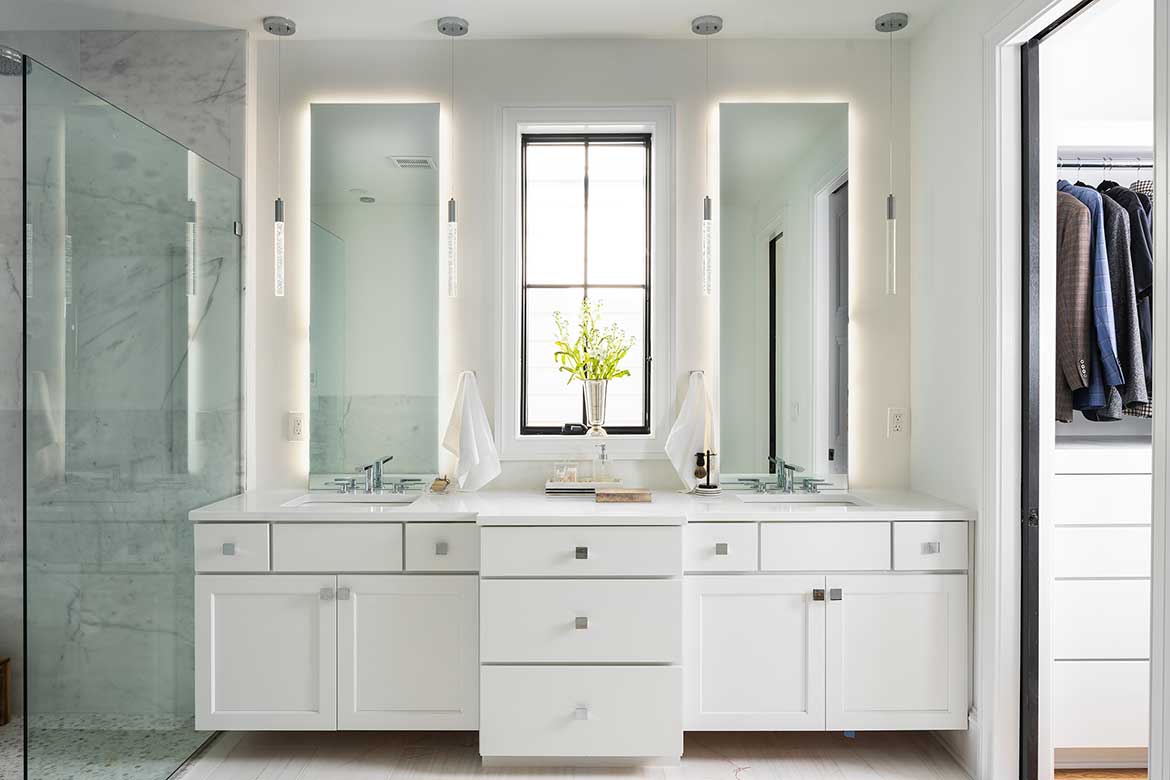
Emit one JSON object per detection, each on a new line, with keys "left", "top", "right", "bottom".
{"left": 8, "top": 53, "right": 243, "bottom": 779}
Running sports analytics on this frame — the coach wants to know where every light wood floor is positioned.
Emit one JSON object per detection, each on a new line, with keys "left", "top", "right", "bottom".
{"left": 1055, "top": 771, "right": 1147, "bottom": 779}
{"left": 176, "top": 730, "right": 971, "bottom": 780}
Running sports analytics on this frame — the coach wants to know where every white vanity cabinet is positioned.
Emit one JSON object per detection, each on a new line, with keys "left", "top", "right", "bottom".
{"left": 683, "top": 520, "right": 970, "bottom": 732}
{"left": 194, "top": 520, "right": 480, "bottom": 732}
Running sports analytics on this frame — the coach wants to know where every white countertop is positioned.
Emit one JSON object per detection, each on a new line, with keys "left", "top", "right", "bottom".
{"left": 190, "top": 488, "right": 973, "bottom": 525}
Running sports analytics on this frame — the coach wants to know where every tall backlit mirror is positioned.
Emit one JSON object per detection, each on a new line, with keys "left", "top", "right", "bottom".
{"left": 310, "top": 103, "right": 439, "bottom": 479}
{"left": 719, "top": 103, "right": 849, "bottom": 482}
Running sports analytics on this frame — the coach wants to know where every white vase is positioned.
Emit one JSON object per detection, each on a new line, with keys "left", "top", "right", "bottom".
{"left": 583, "top": 379, "right": 608, "bottom": 438}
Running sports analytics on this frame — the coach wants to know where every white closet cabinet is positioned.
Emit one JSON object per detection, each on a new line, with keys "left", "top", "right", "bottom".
{"left": 684, "top": 575, "right": 825, "bottom": 730}
{"left": 338, "top": 575, "right": 478, "bottom": 729}
{"left": 195, "top": 574, "right": 338, "bottom": 730}
{"left": 825, "top": 574, "right": 969, "bottom": 730}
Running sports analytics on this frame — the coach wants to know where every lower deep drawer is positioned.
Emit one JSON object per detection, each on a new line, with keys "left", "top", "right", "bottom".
{"left": 1053, "top": 660, "right": 1149, "bottom": 749}
{"left": 479, "top": 666, "right": 682, "bottom": 758}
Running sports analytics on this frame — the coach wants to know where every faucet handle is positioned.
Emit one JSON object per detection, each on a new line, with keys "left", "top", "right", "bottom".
{"left": 782, "top": 462, "right": 805, "bottom": 474}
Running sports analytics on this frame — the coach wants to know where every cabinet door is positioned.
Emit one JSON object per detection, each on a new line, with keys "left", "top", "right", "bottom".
{"left": 684, "top": 575, "right": 825, "bottom": 730}
{"left": 195, "top": 574, "right": 337, "bottom": 730}
{"left": 825, "top": 574, "right": 968, "bottom": 730}
{"left": 337, "top": 574, "right": 478, "bottom": 729}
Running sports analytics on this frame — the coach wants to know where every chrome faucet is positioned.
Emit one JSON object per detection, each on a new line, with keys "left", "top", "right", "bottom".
{"left": 767, "top": 456, "right": 805, "bottom": 493}
{"left": 355, "top": 455, "right": 394, "bottom": 493}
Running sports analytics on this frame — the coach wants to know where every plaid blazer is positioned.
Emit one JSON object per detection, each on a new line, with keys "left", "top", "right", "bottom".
{"left": 1056, "top": 192, "right": 1092, "bottom": 423}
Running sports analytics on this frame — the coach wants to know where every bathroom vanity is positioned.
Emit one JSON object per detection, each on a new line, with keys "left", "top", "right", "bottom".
{"left": 191, "top": 489, "right": 971, "bottom": 765}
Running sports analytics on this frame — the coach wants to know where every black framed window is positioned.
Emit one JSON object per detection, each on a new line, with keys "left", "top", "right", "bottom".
{"left": 520, "top": 132, "right": 652, "bottom": 435}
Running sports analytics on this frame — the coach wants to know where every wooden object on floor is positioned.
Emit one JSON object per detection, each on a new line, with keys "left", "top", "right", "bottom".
{"left": 0, "top": 657, "right": 9, "bottom": 726}
{"left": 1055, "top": 770, "right": 1147, "bottom": 779}
{"left": 596, "top": 487, "right": 652, "bottom": 503}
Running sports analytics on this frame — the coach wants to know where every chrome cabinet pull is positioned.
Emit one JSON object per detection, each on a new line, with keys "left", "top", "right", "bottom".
{"left": 829, "top": 588, "right": 842, "bottom": 601}
{"left": 221, "top": 542, "right": 236, "bottom": 556}
{"left": 574, "top": 706, "right": 590, "bottom": 721}
{"left": 921, "top": 541, "right": 941, "bottom": 555}
{"left": 715, "top": 542, "right": 729, "bottom": 556}
{"left": 575, "top": 616, "right": 589, "bottom": 630}
{"left": 320, "top": 587, "right": 335, "bottom": 601}
{"left": 336, "top": 587, "right": 351, "bottom": 601}
{"left": 435, "top": 541, "right": 450, "bottom": 556}
{"left": 812, "top": 589, "right": 826, "bottom": 602}
{"left": 575, "top": 546, "right": 589, "bottom": 560}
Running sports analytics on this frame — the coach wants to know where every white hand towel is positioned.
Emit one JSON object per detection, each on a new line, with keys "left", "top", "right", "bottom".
{"left": 665, "top": 371, "right": 713, "bottom": 491}
{"left": 442, "top": 371, "right": 502, "bottom": 492}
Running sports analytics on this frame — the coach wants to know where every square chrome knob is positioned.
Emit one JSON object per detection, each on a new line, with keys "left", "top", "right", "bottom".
{"left": 575, "top": 546, "right": 589, "bottom": 560}
{"left": 221, "top": 542, "right": 236, "bottom": 556}
{"left": 575, "top": 616, "right": 589, "bottom": 630}
{"left": 435, "top": 541, "right": 450, "bottom": 556}
{"left": 715, "top": 542, "right": 729, "bottom": 556}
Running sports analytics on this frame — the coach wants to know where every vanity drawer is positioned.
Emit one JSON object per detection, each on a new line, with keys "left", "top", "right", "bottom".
{"left": 480, "top": 526, "right": 681, "bottom": 577}
{"left": 194, "top": 523, "right": 270, "bottom": 573}
{"left": 481, "top": 579, "right": 681, "bottom": 663}
{"left": 1054, "top": 526, "right": 1151, "bottom": 578}
{"left": 271, "top": 523, "right": 403, "bottom": 572}
{"left": 1054, "top": 660, "right": 1149, "bottom": 748}
{"left": 760, "top": 522, "right": 890, "bottom": 571}
{"left": 893, "top": 522, "right": 968, "bottom": 571}
{"left": 684, "top": 523, "right": 758, "bottom": 572}
{"left": 480, "top": 665, "right": 682, "bottom": 758}
{"left": 405, "top": 523, "right": 479, "bottom": 572}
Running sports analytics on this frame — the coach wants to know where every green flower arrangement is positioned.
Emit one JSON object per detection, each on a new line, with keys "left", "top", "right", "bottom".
{"left": 552, "top": 298, "right": 635, "bottom": 383}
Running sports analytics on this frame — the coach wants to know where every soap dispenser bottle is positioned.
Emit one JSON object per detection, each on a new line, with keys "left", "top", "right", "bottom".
{"left": 593, "top": 443, "right": 610, "bottom": 483}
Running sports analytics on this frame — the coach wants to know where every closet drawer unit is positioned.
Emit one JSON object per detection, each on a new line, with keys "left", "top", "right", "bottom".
{"left": 1054, "top": 526, "right": 1151, "bottom": 578}
{"left": 1052, "top": 474, "right": 1151, "bottom": 526}
{"left": 271, "top": 523, "right": 403, "bottom": 572}
{"left": 480, "top": 665, "right": 682, "bottom": 759}
{"left": 760, "top": 522, "right": 890, "bottom": 571}
{"left": 480, "top": 579, "right": 681, "bottom": 663}
{"left": 194, "top": 523, "right": 270, "bottom": 573}
{"left": 480, "top": 526, "right": 681, "bottom": 577}
{"left": 684, "top": 523, "right": 758, "bottom": 572}
{"left": 1054, "top": 579, "right": 1150, "bottom": 660}
{"left": 405, "top": 523, "right": 479, "bottom": 572}
{"left": 1053, "top": 660, "right": 1149, "bottom": 748}
{"left": 893, "top": 522, "right": 968, "bottom": 571}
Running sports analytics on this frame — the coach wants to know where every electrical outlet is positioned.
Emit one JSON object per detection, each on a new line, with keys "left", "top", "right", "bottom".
{"left": 887, "top": 407, "right": 908, "bottom": 437}
{"left": 287, "top": 411, "right": 307, "bottom": 442}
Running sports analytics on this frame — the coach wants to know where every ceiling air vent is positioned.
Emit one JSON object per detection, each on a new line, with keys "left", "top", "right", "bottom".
{"left": 390, "top": 156, "right": 436, "bottom": 170}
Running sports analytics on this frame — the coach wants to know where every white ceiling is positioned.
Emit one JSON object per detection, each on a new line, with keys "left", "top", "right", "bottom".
{"left": 311, "top": 103, "right": 439, "bottom": 207}
{"left": 720, "top": 103, "right": 848, "bottom": 206}
{"left": 4, "top": 0, "right": 945, "bottom": 40}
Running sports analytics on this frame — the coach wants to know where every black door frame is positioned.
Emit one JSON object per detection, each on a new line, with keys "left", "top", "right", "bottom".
{"left": 1018, "top": 3, "right": 1098, "bottom": 779}
{"left": 768, "top": 232, "right": 782, "bottom": 472}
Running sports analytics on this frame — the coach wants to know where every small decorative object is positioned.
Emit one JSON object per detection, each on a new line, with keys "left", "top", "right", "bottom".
{"left": 429, "top": 476, "right": 451, "bottom": 494}
{"left": 553, "top": 298, "right": 635, "bottom": 438}
{"left": 694, "top": 450, "right": 722, "bottom": 495}
{"left": 553, "top": 461, "right": 580, "bottom": 483}
{"left": 596, "top": 487, "right": 651, "bottom": 503}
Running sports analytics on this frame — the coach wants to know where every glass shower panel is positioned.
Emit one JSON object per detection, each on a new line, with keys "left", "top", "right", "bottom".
{"left": 23, "top": 58, "right": 242, "bottom": 780}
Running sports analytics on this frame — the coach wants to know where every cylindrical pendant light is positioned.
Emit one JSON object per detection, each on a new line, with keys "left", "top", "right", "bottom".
{"left": 264, "top": 16, "right": 296, "bottom": 298}
{"left": 693, "top": 15, "right": 722, "bottom": 297}
{"left": 876, "top": 12, "right": 908, "bottom": 296}
{"left": 439, "top": 16, "right": 469, "bottom": 299}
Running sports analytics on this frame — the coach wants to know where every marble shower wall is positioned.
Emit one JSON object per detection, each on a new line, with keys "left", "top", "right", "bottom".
{"left": 0, "top": 28, "right": 246, "bottom": 720}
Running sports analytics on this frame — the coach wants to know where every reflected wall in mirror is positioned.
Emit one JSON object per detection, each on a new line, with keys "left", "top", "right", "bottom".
{"left": 719, "top": 103, "right": 848, "bottom": 480}
{"left": 310, "top": 103, "right": 439, "bottom": 476}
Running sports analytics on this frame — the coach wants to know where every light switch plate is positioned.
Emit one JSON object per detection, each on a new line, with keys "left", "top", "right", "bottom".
{"left": 287, "top": 411, "right": 307, "bottom": 441}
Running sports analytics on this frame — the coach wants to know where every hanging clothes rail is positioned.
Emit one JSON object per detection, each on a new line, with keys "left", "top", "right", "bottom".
{"left": 1056, "top": 156, "right": 1152, "bottom": 169}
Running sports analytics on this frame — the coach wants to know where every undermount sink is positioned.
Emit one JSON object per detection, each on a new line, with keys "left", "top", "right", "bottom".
{"left": 281, "top": 492, "right": 421, "bottom": 508}
{"left": 735, "top": 492, "right": 863, "bottom": 506}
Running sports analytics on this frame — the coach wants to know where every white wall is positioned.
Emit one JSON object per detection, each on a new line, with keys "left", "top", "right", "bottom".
{"left": 250, "top": 37, "right": 912, "bottom": 491}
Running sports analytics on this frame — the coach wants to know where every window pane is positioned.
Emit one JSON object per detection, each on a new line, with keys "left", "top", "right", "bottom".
{"left": 525, "top": 287, "right": 586, "bottom": 427}
{"left": 525, "top": 143, "right": 584, "bottom": 285}
{"left": 587, "top": 144, "right": 647, "bottom": 285}
{"left": 585, "top": 289, "right": 647, "bottom": 428}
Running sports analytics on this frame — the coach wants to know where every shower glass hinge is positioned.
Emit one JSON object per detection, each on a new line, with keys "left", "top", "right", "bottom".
{"left": 233, "top": 221, "right": 243, "bottom": 237}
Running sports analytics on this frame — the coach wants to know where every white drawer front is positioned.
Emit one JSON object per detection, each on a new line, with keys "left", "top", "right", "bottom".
{"left": 893, "top": 522, "right": 968, "bottom": 571}
{"left": 684, "top": 523, "right": 758, "bottom": 572}
{"left": 760, "top": 522, "right": 890, "bottom": 571}
{"left": 480, "top": 526, "right": 681, "bottom": 577}
{"left": 480, "top": 666, "right": 682, "bottom": 758}
{"left": 1054, "top": 660, "right": 1149, "bottom": 749}
{"left": 271, "top": 523, "right": 403, "bottom": 572}
{"left": 1054, "top": 527, "right": 1151, "bottom": 578}
{"left": 195, "top": 523, "right": 270, "bottom": 573}
{"left": 481, "top": 579, "right": 681, "bottom": 663}
{"left": 1054, "top": 580, "right": 1150, "bottom": 660}
{"left": 405, "top": 523, "right": 479, "bottom": 572}
{"left": 1052, "top": 474, "right": 1151, "bottom": 525}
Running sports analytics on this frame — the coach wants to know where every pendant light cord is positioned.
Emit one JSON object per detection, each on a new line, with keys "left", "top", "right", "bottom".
{"left": 450, "top": 35, "right": 456, "bottom": 200}
{"left": 704, "top": 36, "right": 710, "bottom": 192}
{"left": 888, "top": 30, "right": 894, "bottom": 193}
{"left": 276, "top": 35, "right": 282, "bottom": 198}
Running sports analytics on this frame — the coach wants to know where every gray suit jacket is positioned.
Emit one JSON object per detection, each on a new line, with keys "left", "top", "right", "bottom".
{"left": 1056, "top": 192, "right": 1091, "bottom": 423}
